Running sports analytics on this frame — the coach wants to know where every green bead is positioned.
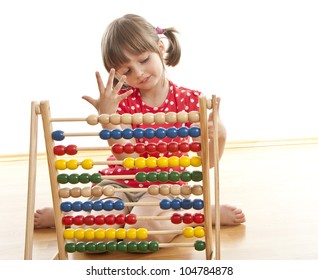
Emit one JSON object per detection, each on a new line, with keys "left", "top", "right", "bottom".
{"left": 148, "top": 241, "right": 159, "bottom": 252}
{"left": 90, "top": 173, "right": 102, "bottom": 183}
{"left": 168, "top": 171, "right": 180, "bottom": 182}
{"left": 79, "top": 173, "right": 91, "bottom": 183}
{"left": 127, "top": 241, "right": 138, "bottom": 252}
{"left": 194, "top": 240, "right": 206, "bottom": 251}
{"left": 68, "top": 173, "right": 79, "bottom": 184}
{"left": 96, "top": 242, "right": 107, "bottom": 252}
{"left": 117, "top": 241, "right": 128, "bottom": 252}
{"left": 106, "top": 241, "right": 117, "bottom": 252}
{"left": 191, "top": 171, "right": 203, "bottom": 182}
{"left": 75, "top": 242, "right": 86, "bottom": 252}
{"left": 57, "top": 173, "right": 69, "bottom": 184}
{"left": 65, "top": 242, "right": 76, "bottom": 253}
{"left": 146, "top": 172, "right": 158, "bottom": 182}
{"left": 135, "top": 172, "right": 147, "bottom": 182}
{"left": 85, "top": 241, "right": 96, "bottom": 252}
{"left": 180, "top": 171, "right": 192, "bottom": 182}
{"left": 157, "top": 171, "right": 168, "bottom": 182}
{"left": 137, "top": 241, "right": 149, "bottom": 252}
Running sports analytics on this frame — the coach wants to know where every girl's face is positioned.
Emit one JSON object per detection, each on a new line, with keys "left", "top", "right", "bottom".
{"left": 116, "top": 42, "right": 165, "bottom": 92}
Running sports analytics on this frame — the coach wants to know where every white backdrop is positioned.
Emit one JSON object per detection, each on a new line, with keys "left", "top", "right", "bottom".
{"left": 1, "top": 0, "right": 318, "bottom": 155}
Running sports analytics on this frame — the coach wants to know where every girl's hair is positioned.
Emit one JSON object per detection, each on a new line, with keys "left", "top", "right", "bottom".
{"left": 101, "top": 14, "right": 181, "bottom": 72}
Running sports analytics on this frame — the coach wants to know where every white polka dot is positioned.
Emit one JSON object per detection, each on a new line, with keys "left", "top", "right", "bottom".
{"left": 170, "top": 101, "right": 174, "bottom": 105}
{"left": 124, "top": 180, "right": 129, "bottom": 184}
{"left": 153, "top": 107, "right": 158, "bottom": 111}
{"left": 190, "top": 98, "right": 195, "bottom": 103}
{"left": 139, "top": 184, "right": 144, "bottom": 188}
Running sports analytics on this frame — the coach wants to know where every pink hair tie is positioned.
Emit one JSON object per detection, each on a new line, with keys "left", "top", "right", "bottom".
{"left": 156, "top": 27, "right": 164, "bottom": 34}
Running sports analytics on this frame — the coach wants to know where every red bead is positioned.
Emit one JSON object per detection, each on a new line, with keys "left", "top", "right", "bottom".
{"left": 125, "top": 214, "right": 137, "bottom": 225}
{"left": 105, "top": 214, "right": 116, "bottom": 225}
{"left": 115, "top": 214, "right": 126, "bottom": 225}
{"left": 62, "top": 215, "right": 73, "bottom": 226}
{"left": 95, "top": 215, "right": 105, "bottom": 225}
{"left": 111, "top": 143, "right": 124, "bottom": 154}
{"left": 123, "top": 143, "right": 135, "bottom": 154}
{"left": 135, "top": 143, "right": 146, "bottom": 154}
{"left": 65, "top": 145, "right": 78, "bottom": 155}
{"left": 146, "top": 143, "right": 157, "bottom": 153}
{"left": 72, "top": 215, "right": 84, "bottom": 225}
{"left": 157, "top": 142, "right": 167, "bottom": 153}
{"left": 190, "top": 142, "right": 201, "bottom": 152}
{"left": 170, "top": 213, "right": 182, "bottom": 224}
{"left": 84, "top": 215, "right": 95, "bottom": 225}
{"left": 53, "top": 145, "right": 65, "bottom": 156}
{"left": 179, "top": 142, "right": 190, "bottom": 153}
{"left": 182, "top": 213, "right": 193, "bottom": 224}
{"left": 167, "top": 142, "right": 179, "bottom": 153}
{"left": 193, "top": 213, "right": 204, "bottom": 224}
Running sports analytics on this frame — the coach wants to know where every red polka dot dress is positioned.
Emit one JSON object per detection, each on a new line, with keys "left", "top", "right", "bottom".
{"left": 99, "top": 81, "right": 201, "bottom": 188}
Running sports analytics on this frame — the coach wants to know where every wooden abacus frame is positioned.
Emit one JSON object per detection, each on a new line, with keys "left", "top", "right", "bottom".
{"left": 24, "top": 95, "right": 221, "bottom": 260}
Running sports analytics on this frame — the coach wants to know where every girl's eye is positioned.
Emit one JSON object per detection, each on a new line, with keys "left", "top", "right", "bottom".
{"left": 141, "top": 57, "right": 149, "bottom": 63}
{"left": 123, "top": 69, "right": 130, "bottom": 75}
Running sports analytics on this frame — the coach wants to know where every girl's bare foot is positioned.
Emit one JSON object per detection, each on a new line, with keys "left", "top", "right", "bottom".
{"left": 34, "top": 207, "right": 55, "bottom": 228}
{"left": 217, "top": 204, "right": 246, "bottom": 226}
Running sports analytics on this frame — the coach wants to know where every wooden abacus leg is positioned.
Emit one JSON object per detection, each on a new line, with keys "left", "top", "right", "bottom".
{"left": 24, "top": 101, "right": 40, "bottom": 260}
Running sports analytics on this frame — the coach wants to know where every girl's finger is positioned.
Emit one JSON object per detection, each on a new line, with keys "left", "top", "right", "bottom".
{"left": 106, "top": 69, "right": 116, "bottom": 90}
{"left": 82, "top": 95, "right": 97, "bottom": 108}
{"left": 95, "top": 71, "right": 105, "bottom": 96}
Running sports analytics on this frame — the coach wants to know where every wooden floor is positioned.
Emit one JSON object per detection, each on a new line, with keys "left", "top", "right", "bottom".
{"left": 1, "top": 140, "right": 318, "bottom": 260}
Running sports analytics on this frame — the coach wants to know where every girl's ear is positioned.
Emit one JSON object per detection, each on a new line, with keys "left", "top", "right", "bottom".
{"left": 158, "top": 40, "right": 166, "bottom": 55}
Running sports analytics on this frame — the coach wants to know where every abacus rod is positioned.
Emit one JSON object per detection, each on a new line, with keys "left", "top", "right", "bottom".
{"left": 50, "top": 117, "right": 87, "bottom": 122}
{"left": 64, "top": 132, "right": 99, "bottom": 137}
{"left": 102, "top": 175, "right": 136, "bottom": 180}
{"left": 159, "top": 243, "right": 195, "bottom": 248}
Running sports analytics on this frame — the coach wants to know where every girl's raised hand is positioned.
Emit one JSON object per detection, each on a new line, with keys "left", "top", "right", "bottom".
{"left": 82, "top": 69, "right": 133, "bottom": 115}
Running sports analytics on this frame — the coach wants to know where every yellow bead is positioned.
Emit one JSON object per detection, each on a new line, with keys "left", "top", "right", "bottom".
{"left": 86, "top": 114, "right": 99, "bottom": 125}
{"left": 179, "top": 156, "right": 191, "bottom": 167}
{"left": 194, "top": 226, "right": 205, "bottom": 238}
{"left": 168, "top": 156, "right": 179, "bottom": 167}
{"left": 63, "top": 228, "right": 75, "bottom": 239}
{"left": 74, "top": 228, "right": 85, "bottom": 240}
{"left": 154, "top": 112, "right": 165, "bottom": 124}
{"left": 66, "top": 159, "right": 78, "bottom": 170}
{"left": 116, "top": 228, "right": 127, "bottom": 239}
{"left": 121, "top": 113, "right": 132, "bottom": 124}
{"left": 143, "top": 113, "right": 154, "bottom": 124}
{"left": 126, "top": 228, "right": 137, "bottom": 240}
{"left": 136, "top": 228, "right": 148, "bottom": 240}
{"left": 190, "top": 156, "right": 202, "bottom": 167}
{"left": 146, "top": 157, "right": 157, "bottom": 168}
{"left": 109, "top": 113, "right": 121, "bottom": 125}
{"left": 55, "top": 159, "right": 67, "bottom": 170}
{"left": 177, "top": 111, "right": 188, "bottom": 123}
{"left": 84, "top": 229, "right": 95, "bottom": 240}
{"left": 105, "top": 228, "right": 116, "bottom": 239}
{"left": 123, "top": 157, "right": 135, "bottom": 169}
{"left": 157, "top": 157, "right": 169, "bottom": 168}
{"left": 135, "top": 157, "right": 146, "bottom": 169}
{"left": 81, "top": 159, "right": 93, "bottom": 170}
{"left": 183, "top": 227, "right": 194, "bottom": 238}
{"left": 94, "top": 228, "right": 106, "bottom": 239}
{"left": 188, "top": 111, "right": 200, "bottom": 122}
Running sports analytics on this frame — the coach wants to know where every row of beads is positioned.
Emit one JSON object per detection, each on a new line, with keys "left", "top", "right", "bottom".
{"left": 62, "top": 212, "right": 204, "bottom": 226}
{"left": 63, "top": 226, "right": 205, "bottom": 241}
{"left": 59, "top": 184, "right": 203, "bottom": 199}
{"left": 85, "top": 111, "right": 200, "bottom": 126}
{"left": 56, "top": 171, "right": 203, "bottom": 184}
{"left": 65, "top": 240, "right": 161, "bottom": 253}
{"left": 60, "top": 198, "right": 204, "bottom": 212}
{"left": 112, "top": 141, "right": 201, "bottom": 154}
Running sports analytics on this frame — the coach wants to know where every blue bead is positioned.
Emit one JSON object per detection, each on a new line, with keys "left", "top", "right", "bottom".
{"left": 114, "top": 200, "right": 125, "bottom": 210}
{"left": 71, "top": 201, "right": 83, "bottom": 212}
{"left": 99, "top": 129, "right": 111, "bottom": 140}
{"left": 103, "top": 200, "right": 114, "bottom": 211}
{"left": 133, "top": 128, "right": 144, "bottom": 139}
{"left": 110, "top": 129, "right": 122, "bottom": 139}
{"left": 166, "top": 127, "right": 178, "bottom": 138}
{"left": 144, "top": 128, "right": 155, "bottom": 139}
{"left": 93, "top": 200, "right": 103, "bottom": 211}
{"left": 189, "top": 127, "right": 200, "bottom": 137}
{"left": 52, "top": 130, "right": 65, "bottom": 141}
{"left": 177, "top": 127, "right": 189, "bottom": 138}
{"left": 171, "top": 199, "right": 182, "bottom": 210}
{"left": 159, "top": 199, "right": 171, "bottom": 210}
{"left": 181, "top": 198, "right": 193, "bottom": 209}
{"left": 122, "top": 128, "right": 133, "bottom": 139}
{"left": 193, "top": 199, "right": 204, "bottom": 210}
{"left": 155, "top": 127, "right": 166, "bottom": 139}
{"left": 60, "top": 201, "right": 72, "bottom": 212}
{"left": 82, "top": 201, "right": 93, "bottom": 211}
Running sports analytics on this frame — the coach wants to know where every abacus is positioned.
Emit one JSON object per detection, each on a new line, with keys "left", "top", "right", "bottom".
{"left": 24, "top": 95, "right": 221, "bottom": 260}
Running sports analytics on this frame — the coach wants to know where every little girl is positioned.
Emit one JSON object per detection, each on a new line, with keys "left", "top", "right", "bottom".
{"left": 35, "top": 14, "right": 245, "bottom": 242}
